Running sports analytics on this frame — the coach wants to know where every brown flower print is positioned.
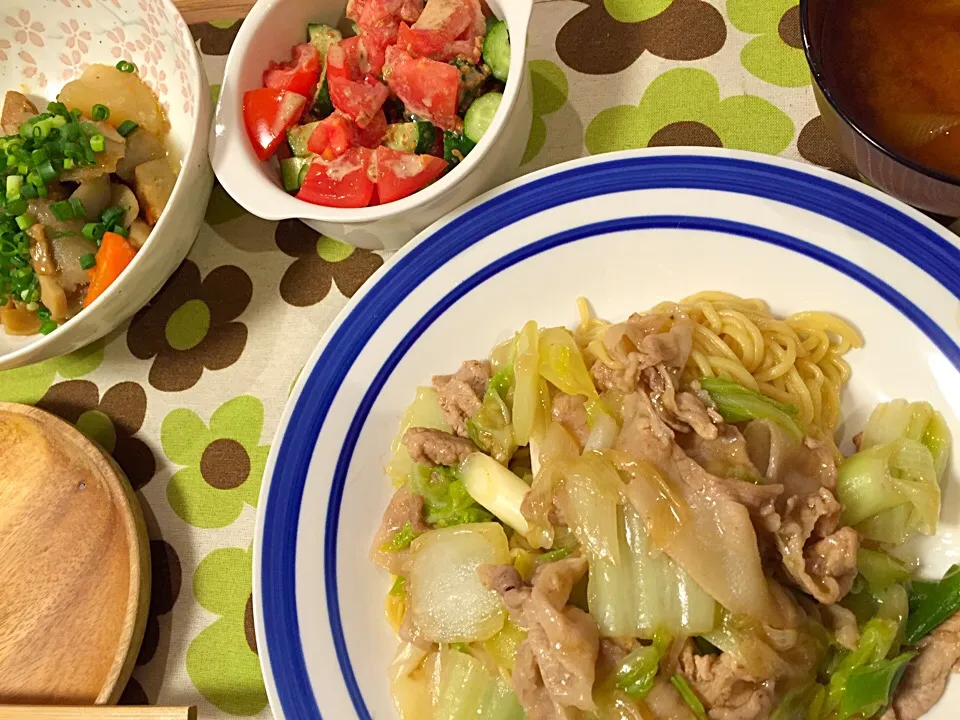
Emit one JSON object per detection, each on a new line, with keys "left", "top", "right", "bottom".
{"left": 275, "top": 219, "right": 384, "bottom": 307}
{"left": 118, "top": 540, "right": 183, "bottom": 706}
{"left": 797, "top": 116, "right": 858, "bottom": 179}
{"left": 36, "top": 380, "right": 157, "bottom": 490}
{"left": 190, "top": 19, "right": 244, "bottom": 56}
{"left": 127, "top": 260, "right": 252, "bottom": 392}
{"left": 5, "top": 9, "right": 44, "bottom": 47}
{"left": 137, "top": 540, "right": 182, "bottom": 667}
{"left": 556, "top": 0, "right": 726, "bottom": 75}
{"left": 0, "top": 38, "right": 10, "bottom": 62}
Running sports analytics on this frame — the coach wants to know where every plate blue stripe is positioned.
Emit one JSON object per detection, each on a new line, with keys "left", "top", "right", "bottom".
{"left": 260, "top": 155, "right": 960, "bottom": 720}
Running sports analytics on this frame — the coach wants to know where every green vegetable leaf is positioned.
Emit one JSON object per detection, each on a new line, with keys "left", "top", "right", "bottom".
{"left": 467, "top": 367, "right": 517, "bottom": 465}
{"left": 389, "top": 576, "right": 406, "bottom": 596}
{"left": 381, "top": 521, "right": 420, "bottom": 552}
{"left": 823, "top": 617, "right": 899, "bottom": 715}
{"left": 698, "top": 376, "right": 803, "bottom": 440}
{"left": 906, "top": 564, "right": 960, "bottom": 644}
{"left": 537, "top": 546, "right": 575, "bottom": 565}
{"left": 857, "top": 548, "right": 913, "bottom": 590}
{"left": 838, "top": 652, "right": 915, "bottom": 720}
{"left": 771, "top": 683, "right": 825, "bottom": 720}
{"left": 410, "top": 465, "right": 493, "bottom": 529}
{"left": 670, "top": 673, "right": 707, "bottom": 720}
{"left": 615, "top": 631, "right": 671, "bottom": 700}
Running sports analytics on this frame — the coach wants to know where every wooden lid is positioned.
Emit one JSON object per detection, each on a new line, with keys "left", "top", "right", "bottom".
{"left": 0, "top": 403, "right": 150, "bottom": 705}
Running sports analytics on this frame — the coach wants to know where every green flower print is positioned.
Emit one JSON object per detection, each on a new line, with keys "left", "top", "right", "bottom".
{"left": 606, "top": 0, "right": 670, "bottom": 23}
{"left": 186, "top": 545, "right": 267, "bottom": 715}
{"left": 0, "top": 338, "right": 104, "bottom": 405}
{"left": 162, "top": 396, "right": 269, "bottom": 528}
{"left": 522, "top": 60, "right": 570, "bottom": 166}
{"left": 586, "top": 67, "right": 794, "bottom": 155}
{"left": 728, "top": 0, "right": 809, "bottom": 88}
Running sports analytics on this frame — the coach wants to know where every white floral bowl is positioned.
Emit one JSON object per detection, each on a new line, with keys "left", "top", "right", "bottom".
{"left": 0, "top": 0, "right": 213, "bottom": 370}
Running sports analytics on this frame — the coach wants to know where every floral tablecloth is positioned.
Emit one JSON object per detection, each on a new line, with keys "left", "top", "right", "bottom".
{"left": 0, "top": 0, "right": 951, "bottom": 716}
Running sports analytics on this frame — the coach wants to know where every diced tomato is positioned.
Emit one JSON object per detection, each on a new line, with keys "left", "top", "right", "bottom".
{"left": 395, "top": 22, "right": 448, "bottom": 58}
{"left": 383, "top": 46, "right": 460, "bottom": 130}
{"left": 345, "top": 0, "right": 370, "bottom": 22}
{"left": 297, "top": 148, "right": 376, "bottom": 208}
{"left": 306, "top": 113, "right": 357, "bottom": 160}
{"left": 356, "top": 108, "right": 387, "bottom": 147}
{"left": 327, "top": 38, "right": 362, "bottom": 81}
{"left": 360, "top": 25, "right": 397, "bottom": 76}
{"left": 358, "top": 0, "right": 402, "bottom": 28}
{"left": 397, "top": 0, "right": 482, "bottom": 61}
{"left": 263, "top": 43, "right": 321, "bottom": 98}
{"left": 400, "top": 0, "right": 424, "bottom": 23}
{"left": 329, "top": 72, "right": 390, "bottom": 128}
{"left": 375, "top": 146, "right": 447, "bottom": 203}
{"left": 412, "top": 0, "right": 474, "bottom": 39}
{"left": 243, "top": 88, "right": 306, "bottom": 160}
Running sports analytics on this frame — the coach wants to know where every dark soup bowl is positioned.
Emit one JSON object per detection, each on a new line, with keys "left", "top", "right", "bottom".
{"left": 801, "top": 0, "right": 960, "bottom": 216}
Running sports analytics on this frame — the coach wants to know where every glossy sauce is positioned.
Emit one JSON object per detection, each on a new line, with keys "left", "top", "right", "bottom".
{"left": 821, "top": 0, "right": 960, "bottom": 177}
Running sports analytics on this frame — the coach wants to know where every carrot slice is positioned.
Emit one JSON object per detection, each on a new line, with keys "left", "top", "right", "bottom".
{"left": 83, "top": 231, "right": 137, "bottom": 308}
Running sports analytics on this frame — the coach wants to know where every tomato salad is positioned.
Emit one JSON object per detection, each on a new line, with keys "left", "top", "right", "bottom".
{"left": 242, "top": 0, "right": 511, "bottom": 209}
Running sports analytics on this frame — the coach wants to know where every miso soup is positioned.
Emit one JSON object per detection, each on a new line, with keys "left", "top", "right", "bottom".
{"left": 821, "top": 0, "right": 960, "bottom": 178}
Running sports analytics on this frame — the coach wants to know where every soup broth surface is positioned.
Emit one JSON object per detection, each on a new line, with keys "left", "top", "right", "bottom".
{"left": 821, "top": 0, "right": 960, "bottom": 177}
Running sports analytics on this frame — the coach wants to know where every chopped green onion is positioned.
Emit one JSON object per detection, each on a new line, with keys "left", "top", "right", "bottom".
{"left": 110, "top": 224, "right": 129, "bottom": 238}
{"left": 116, "top": 120, "right": 139, "bottom": 137}
{"left": 15, "top": 213, "right": 34, "bottom": 230}
{"left": 20, "top": 184, "right": 37, "bottom": 200}
{"left": 62, "top": 158, "right": 75, "bottom": 170}
{"left": 49, "top": 200, "right": 74, "bottom": 222}
{"left": 906, "top": 564, "right": 960, "bottom": 644}
{"left": 670, "top": 674, "right": 707, "bottom": 720}
{"left": 6, "top": 175, "right": 22, "bottom": 200}
{"left": 31, "top": 148, "right": 48, "bottom": 165}
{"left": 36, "top": 306, "right": 51, "bottom": 319}
{"left": 116, "top": 60, "right": 137, "bottom": 73}
{"left": 89, "top": 134, "right": 105, "bottom": 153}
{"left": 82, "top": 222, "right": 104, "bottom": 240}
{"left": 79, "top": 253, "right": 96, "bottom": 270}
{"left": 698, "top": 376, "right": 804, "bottom": 440}
{"left": 38, "top": 319, "right": 57, "bottom": 335}
{"left": 36, "top": 159, "right": 56, "bottom": 182}
{"left": 26, "top": 170, "right": 43, "bottom": 187}
{"left": 537, "top": 546, "right": 575, "bottom": 564}
{"left": 91, "top": 104, "right": 110, "bottom": 121}
{"left": 69, "top": 197, "right": 85, "bottom": 218}
{"left": 5, "top": 198, "right": 27, "bottom": 217}
{"left": 35, "top": 182, "right": 47, "bottom": 198}
{"left": 100, "top": 206, "right": 125, "bottom": 227}
{"left": 62, "top": 124, "right": 80, "bottom": 142}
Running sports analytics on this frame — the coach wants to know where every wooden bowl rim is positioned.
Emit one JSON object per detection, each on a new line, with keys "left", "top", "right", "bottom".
{"left": 0, "top": 402, "right": 150, "bottom": 705}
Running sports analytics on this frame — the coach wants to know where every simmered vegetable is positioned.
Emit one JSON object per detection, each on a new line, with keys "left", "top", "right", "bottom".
{"left": 0, "top": 64, "right": 173, "bottom": 336}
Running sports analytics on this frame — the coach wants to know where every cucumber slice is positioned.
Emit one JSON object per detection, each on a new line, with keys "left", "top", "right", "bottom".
{"left": 280, "top": 156, "right": 313, "bottom": 192}
{"left": 454, "top": 60, "right": 491, "bottom": 114}
{"left": 482, "top": 21, "right": 510, "bottom": 82}
{"left": 287, "top": 121, "right": 320, "bottom": 156}
{"left": 383, "top": 121, "right": 437, "bottom": 154}
{"left": 307, "top": 24, "right": 342, "bottom": 62}
{"left": 312, "top": 76, "right": 334, "bottom": 119}
{"left": 443, "top": 131, "right": 476, "bottom": 166}
{"left": 463, "top": 92, "right": 502, "bottom": 144}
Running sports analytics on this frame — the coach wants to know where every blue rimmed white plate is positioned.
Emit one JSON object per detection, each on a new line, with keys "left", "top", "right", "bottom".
{"left": 253, "top": 148, "right": 960, "bottom": 720}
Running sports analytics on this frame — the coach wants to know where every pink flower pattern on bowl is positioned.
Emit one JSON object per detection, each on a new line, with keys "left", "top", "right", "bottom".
{"left": 0, "top": 0, "right": 200, "bottom": 125}
{"left": 5, "top": 9, "right": 43, "bottom": 47}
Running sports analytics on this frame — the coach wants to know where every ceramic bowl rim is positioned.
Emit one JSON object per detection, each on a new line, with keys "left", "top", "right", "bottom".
{"left": 799, "top": 0, "right": 960, "bottom": 188}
